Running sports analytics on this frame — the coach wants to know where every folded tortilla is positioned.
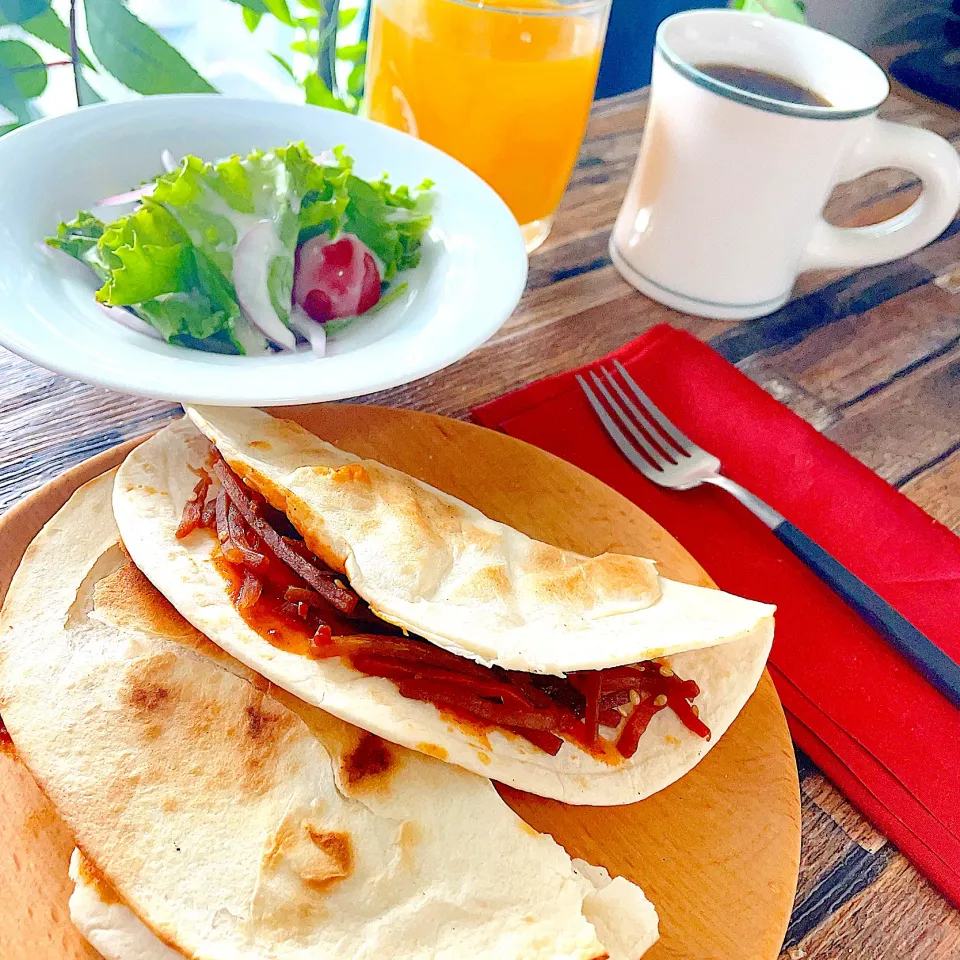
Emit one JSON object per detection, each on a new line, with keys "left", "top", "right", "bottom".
{"left": 114, "top": 417, "right": 774, "bottom": 805}
{"left": 178, "top": 406, "right": 774, "bottom": 673}
{"left": 0, "top": 472, "right": 658, "bottom": 960}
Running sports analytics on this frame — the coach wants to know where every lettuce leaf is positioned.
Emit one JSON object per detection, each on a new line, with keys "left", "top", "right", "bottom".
{"left": 96, "top": 203, "right": 194, "bottom": 306}
{"left": 50, "top": 205, "right": 266, "bottom": 355}
{"left": 344, "top": 173, "right": 433, "bottom": 280}
{"left": 154, "top": 148, "right": 301, "bottom": 334}
{"left": 47, "top": 211, "right": 113, "bottom": 282}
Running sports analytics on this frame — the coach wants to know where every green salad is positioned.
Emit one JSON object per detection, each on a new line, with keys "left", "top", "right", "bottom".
{"left": 47, "top": 143, "right": 434, "bottom": 356}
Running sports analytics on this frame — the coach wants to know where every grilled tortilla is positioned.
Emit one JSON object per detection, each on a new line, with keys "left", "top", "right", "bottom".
{"left": 0, "top": 472, "right": 659, "bottom": 960}
{"left": 182, "top": 405, "right": 774, "bottom": 673}
{"left": 114, "top": 417, "right": 774, "bottom": 805}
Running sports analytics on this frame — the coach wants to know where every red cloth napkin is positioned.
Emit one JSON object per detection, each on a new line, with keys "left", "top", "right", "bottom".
{"left": 473, "top": 323, "right": 960, "bottom": 906}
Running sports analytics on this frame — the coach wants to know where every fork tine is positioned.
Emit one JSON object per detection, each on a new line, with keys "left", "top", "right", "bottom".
{"left": 587, "top": 372, "right": 670, "bottom": 469}
{"left": 600, "top": 367, "right": 681, "bottom": 463}
{"left": 576, "top": 375, "right": 664, "bottom": 477}
{"left": 613, "top": 359, "right": 698, "bottom": 455}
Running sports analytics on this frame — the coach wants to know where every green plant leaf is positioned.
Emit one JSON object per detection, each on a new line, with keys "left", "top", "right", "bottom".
{"left": 75, "top": 65, "right": 103, "bottom": 104}
{"left": 0, "top": 0, "right": 49, "bottom": 23}
{"left": 17, "top": 8, "right": 94, "bottom": 67}
{"left": 263, "top": 0, "right": 293, "bottom": 25}
{"left": 84, "top": 0, "right": 217, "bottom": 94}
{"left": 224, "top": 0, "right": 267, "bottom": 11}
{"left": 303, "top": 73, "right": 349, "bottom": 112}
{"left": 0, "top": 63, "right": 28, "bottom": 124}
{"left": 0, "top": 39, "right": 46, "bottom": 99}
{"left": 346, "top": 61, "right": 363, "bottom": 98}
{"left": 728, "top": 0, "right": 805, "bottom": 22}
{"left": 336, "top": 40, "right": 365, "bottom": 61}
{"left": 291, "top": 38, "right": 318, "bottom": 55}
{"left": 269, "top": 51, "right": 294, "bottom": 77}
{"left": 299, "top": 0, "right": 321, "bottom": 9}
{"left": 242, "top": 7, "right": 262, "bottom": 29}
{"left": 337, "top": 6, "right": 358, "bottom": 27}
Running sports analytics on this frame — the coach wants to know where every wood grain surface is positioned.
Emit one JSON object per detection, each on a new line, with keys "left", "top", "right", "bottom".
{"left": 0, "top": 409, "right": 800, "bottom": 960}
{"left": 0, "top": 74, "right": 958, "bottom": 957}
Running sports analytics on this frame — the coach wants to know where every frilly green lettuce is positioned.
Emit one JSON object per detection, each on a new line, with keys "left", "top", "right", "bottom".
{"left": 47, "top": 143, "right": 433, "bottom": 355}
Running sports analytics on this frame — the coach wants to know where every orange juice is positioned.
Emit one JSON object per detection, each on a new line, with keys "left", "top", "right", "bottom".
{"left": 366, "top": 0, "right": 608, "bottom": 246}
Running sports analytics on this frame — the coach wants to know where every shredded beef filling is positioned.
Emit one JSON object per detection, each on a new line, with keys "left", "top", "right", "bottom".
{"left": 178, "top": 450, "right": 711, "bottom": 759}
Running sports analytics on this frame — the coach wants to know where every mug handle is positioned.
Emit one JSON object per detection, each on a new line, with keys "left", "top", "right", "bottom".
{"left": 800, "top": 118, "right": 960, "bottom": 271}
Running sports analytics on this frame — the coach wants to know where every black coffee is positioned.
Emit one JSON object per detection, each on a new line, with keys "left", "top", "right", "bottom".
{"left": 693, "top": 63, "right": 831, "bottom": 107}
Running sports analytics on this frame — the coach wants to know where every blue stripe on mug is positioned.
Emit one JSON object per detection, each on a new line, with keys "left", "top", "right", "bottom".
{"left": 655, "top": 39, "right": 880, "bottom": 121}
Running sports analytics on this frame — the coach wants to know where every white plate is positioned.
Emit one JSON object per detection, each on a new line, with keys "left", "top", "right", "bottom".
{"left": 0, "top": 96, "right": 527, "bottom": 405}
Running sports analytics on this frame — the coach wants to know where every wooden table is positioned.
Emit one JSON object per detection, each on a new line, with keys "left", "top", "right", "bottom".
{"left": 2, "top": 82, "right": 959, "bottom": 959}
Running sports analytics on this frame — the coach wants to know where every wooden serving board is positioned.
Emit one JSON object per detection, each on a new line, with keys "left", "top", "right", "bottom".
{"left": 0, "top": 404, "right": 801, "bottom": 960}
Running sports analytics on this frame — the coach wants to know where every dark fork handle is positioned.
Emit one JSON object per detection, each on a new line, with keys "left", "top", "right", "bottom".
{"left": 773, "top": 520, "right": 960, "bottom": 709}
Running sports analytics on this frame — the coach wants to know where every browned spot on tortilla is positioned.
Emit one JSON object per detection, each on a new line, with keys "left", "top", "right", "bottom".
{"left": 302, "top": 826, "right": 354, "bottom": 892}
{"left": 398, "top": 820, "right": 421, "bottom": 869}
{"left": 526, "top": 546, "right": 660, "bottom": 611}
{"left": 378, "top": 473, "right": 463, "bottom": 547}
{"left": 476, "top": 751, "right": 491, "bottom": 765}
{"left": 120, "top": 655, "right": 179, "bottom": 748}
{"left": 117, "top": 653, "right": 296, "bottom": 799}
{"left": 416, "top": 742, "right": 448, "bottom": 761}
{"left": 452, "top": 564, "right": 510, "bottom": 601}
{"left": 133, "top": 685, "right": 169, "bottom": 711}
{"left": 122, "top": 657, "right": 176, "bottom": 720}
{"left": 518, "top": 820, "right": 539, "bottom": 838}
{"left": 239, "top": 695, "right": 297, "bottom": 794}
{"left": 331, "top": 463, "right": 371, "bottom": 485}
{"left": 0, "top": 713, "right": 14, "bottom": 756}
{"left": 341, "top": 731, "right": 395, "bottom": 790}
{"left": 75, "top": 849, "right": 122, "bottom": 906}
{"left": 94, "top": 562, "right": 198, "bottom": 642}
{"left": 249, "top": 440, "right": 271, "bottom": 450}
{"left": 262, "top": 819, "right": 297, "bottom": 870}
{"left": 246, "top": 701, "right": 281, "bottom": 740}
{"left": 462, "top": 525, "right": 500, "bottom": 551}
{"left": 97, "top": 557, "right": 243, "bottom": 671}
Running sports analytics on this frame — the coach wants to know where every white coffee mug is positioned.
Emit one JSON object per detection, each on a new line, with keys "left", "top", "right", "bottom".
{"left": 610, "top": 10, "right": 960, "bottom": 320}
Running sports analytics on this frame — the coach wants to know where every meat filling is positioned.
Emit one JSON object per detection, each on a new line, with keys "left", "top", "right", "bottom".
{"left": 177, "top": 450, "right": 711, "bottom": 760}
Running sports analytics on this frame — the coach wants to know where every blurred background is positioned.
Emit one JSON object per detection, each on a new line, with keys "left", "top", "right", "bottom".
{"left": 0, "top": 0, "right": 955, "bottom": 134}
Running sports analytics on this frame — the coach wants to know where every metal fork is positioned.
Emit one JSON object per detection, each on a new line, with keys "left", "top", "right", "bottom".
{"left": 578, "top": 360, "right": 960, "bottom": 710}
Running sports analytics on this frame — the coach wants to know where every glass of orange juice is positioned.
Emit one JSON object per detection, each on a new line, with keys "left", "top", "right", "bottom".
{"left": 365, "top": 0, "right": 611, "bottom": 251}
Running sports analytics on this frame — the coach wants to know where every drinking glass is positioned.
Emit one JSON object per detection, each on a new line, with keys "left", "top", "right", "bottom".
{"left": 365, "top": 0, "right": 611, "bottom": 251}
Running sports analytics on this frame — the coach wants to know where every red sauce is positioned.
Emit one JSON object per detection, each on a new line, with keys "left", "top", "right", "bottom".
{"left": 197, "top": 450, "right": 711, "bottom": 762}
{"left": 0, "top": 713, "right": 14, "bottom": 756}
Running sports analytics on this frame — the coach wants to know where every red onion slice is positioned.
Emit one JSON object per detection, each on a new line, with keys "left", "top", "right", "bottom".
{"left": 288, "top": 305, "right": 327, "bottom": 357}
{"left": 96, "top": 185, "right": 155, "bottom": 207}
{"left": 232, "top": 219, "right": 296, "bottom": 350}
